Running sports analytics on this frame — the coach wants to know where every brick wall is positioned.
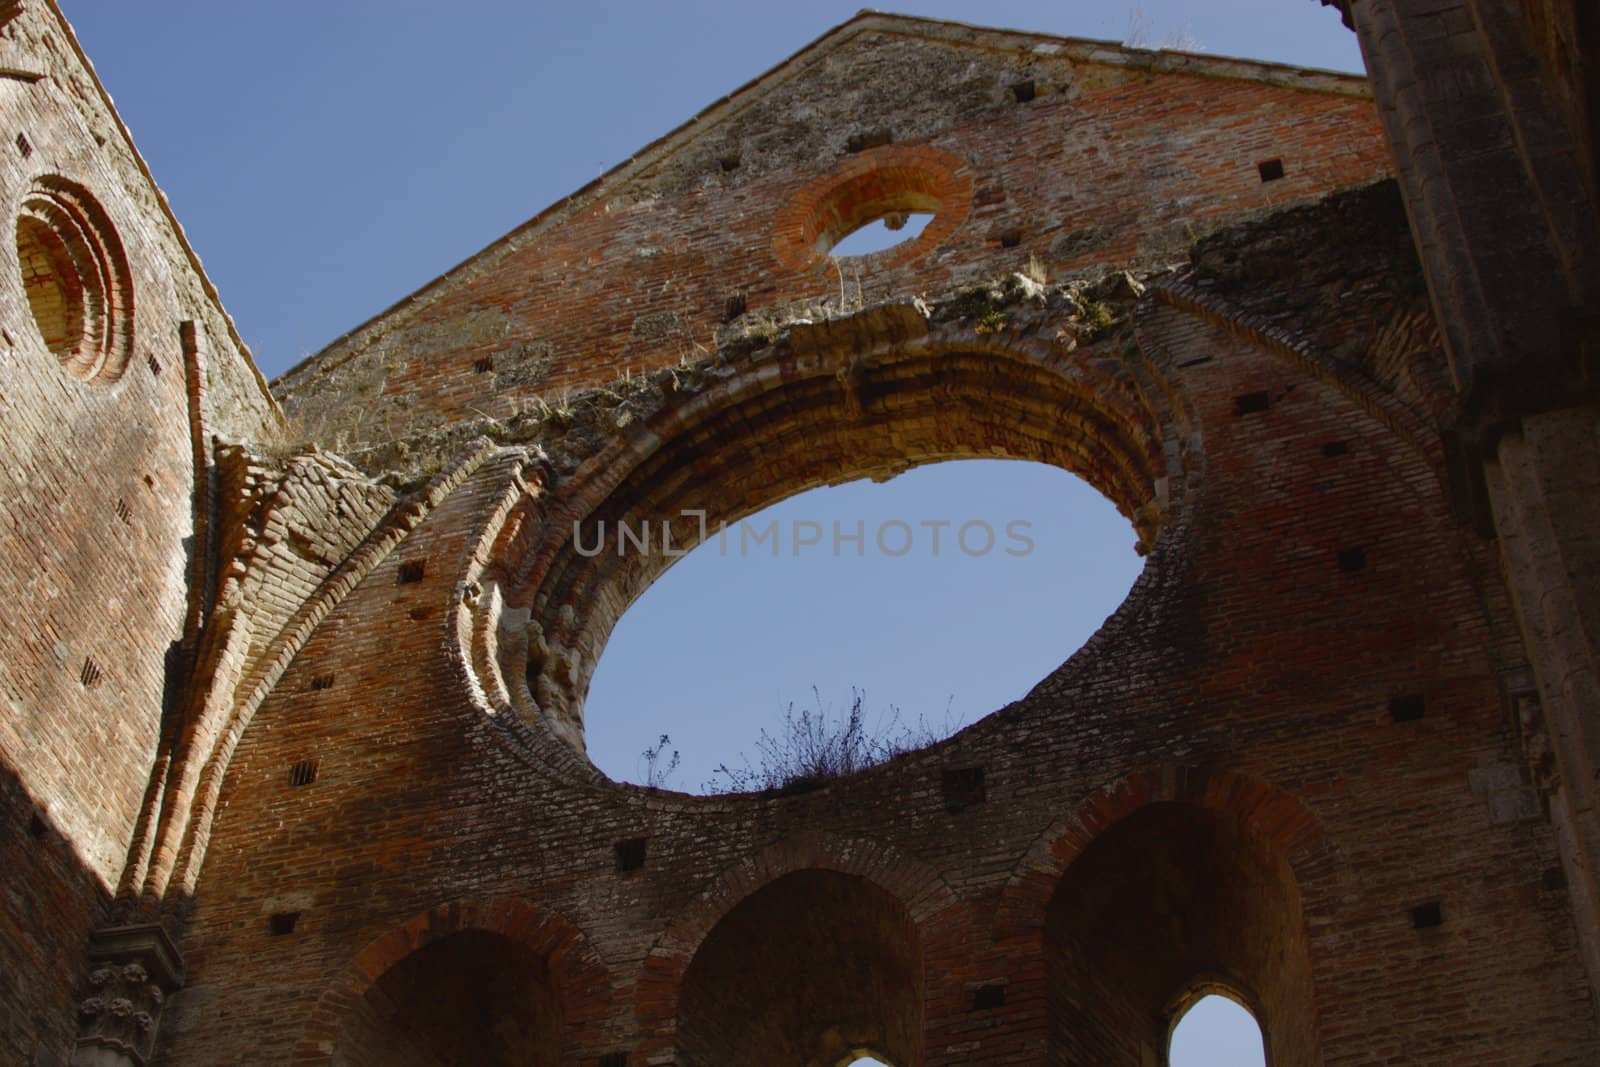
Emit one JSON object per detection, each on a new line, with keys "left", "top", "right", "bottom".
{"left": 0, "top": 3, "right": 277, "bottom": 1061}
{"left": 276, "top": 21, "right": 1390, "bottom": 460}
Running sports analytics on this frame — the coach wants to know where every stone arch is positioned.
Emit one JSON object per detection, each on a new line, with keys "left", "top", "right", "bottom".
{"left": 997, "top": 768, "right": 1338, "bottom": 1067}
{"left": 633, "top": 831, "right": 962, "bottom": 1061}
{"left": 484, "top": 306, "right": 1182, "bottom": 756}
{"left": 298, "top": 896, "right": 613, "bottom": 1065}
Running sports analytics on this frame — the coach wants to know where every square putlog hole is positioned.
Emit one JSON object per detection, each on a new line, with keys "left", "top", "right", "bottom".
{"left": 1233, "top": 391, "right": 1270, "bottom": 416}
{"left": 1257, "top": 158, "right": 1285, "bottom": 182}
{"left": 1388, "top": 694, "right": 1425, "bottom": 723}
{"left": 942, "top": 766, "right": 986, "bottom": 813}
{"left": 845, "top": 128, "right": 893, "bottom": 153}
{"left": 972, "top": 984, "right": 1006, "bottom": 1010}
{"left": 614, "top": 837, "right": 648, "bottom": 873}
{"left": 268, "top": 911, "right": 301, "bottom": 936}
{"left": 1410, "top": 901, "right": 1444, "bottom": 929}
{"left": 1337, "top": 547, "right": 1367, "bottom": 573}
{"left": 397, "top": 559, "right": 426, "bottom": 584}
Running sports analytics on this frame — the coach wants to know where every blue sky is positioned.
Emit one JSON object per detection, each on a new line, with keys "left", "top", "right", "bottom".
{"left": 61, "top": 4, "right": 1361, "bottom": 1060}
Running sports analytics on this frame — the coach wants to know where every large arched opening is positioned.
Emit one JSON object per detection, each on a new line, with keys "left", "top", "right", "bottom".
{"left": 675, "top": 868, "right": 924, "bottom": 1066}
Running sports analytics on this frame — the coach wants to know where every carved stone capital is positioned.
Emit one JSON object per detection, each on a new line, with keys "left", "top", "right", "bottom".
{"left": 72, "top": 925, "right": 184, "bottom": 1067}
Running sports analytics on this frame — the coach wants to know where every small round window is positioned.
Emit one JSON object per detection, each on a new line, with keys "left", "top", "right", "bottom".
{"left": 15, "top": 178, "right": 133, "bottom": 383}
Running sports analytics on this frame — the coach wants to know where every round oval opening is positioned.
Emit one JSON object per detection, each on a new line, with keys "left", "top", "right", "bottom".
{"left": 827, "top": 212, "right": 936, "bottom": 258}
{"left": 584, "top": 459, "right": 1144, "bottom": 792}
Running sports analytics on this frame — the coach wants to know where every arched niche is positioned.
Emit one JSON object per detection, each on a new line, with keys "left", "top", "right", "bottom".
{"left": 1044, "top": 801, "right": 1320, "bottom": 1066}
{"left": 676, "top": 868, "right": 924, "bottom": 1066}
{"left": 330, "top": 930, "right": 560, "bottom": 1066}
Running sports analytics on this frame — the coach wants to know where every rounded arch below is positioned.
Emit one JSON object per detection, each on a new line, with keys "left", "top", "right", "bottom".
{"left": 998, "top": 767, "right": 1339, "bottom": 1067}
{"left": 633, "top": 831, "right": 963, "bottom": 1059}
{"left": 298, "top": 896, "right": 613, "bottom": 1065}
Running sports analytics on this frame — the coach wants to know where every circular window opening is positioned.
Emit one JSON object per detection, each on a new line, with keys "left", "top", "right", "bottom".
{"left": 1169, "top": 993, "right": 1265, "bottom": 1067}
{"left": 14, "top": 179, "right": 133, "bottom": 382}
{"left": 773, "top": 145, "right": 973, "bottom": 272}
{"left": 829, "top": 212, "right": 935, "bottom": 258}
{"left": 584, "top": 459, "right": 1144, "bottom": 793}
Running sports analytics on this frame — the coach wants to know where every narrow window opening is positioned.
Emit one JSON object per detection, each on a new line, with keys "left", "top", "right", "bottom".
{"left": 1169, "top": 994, "right": 1265, "bottom": 1067}
{"left": 1257, "top": 158, "right": 1285, "bottom": 182}
{"left": 829, "top": 212, "right": 934, "bottom": 258}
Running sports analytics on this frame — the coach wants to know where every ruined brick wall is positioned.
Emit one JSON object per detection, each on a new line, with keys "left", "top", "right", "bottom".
{"left": 3, "top": 6, "right": 1597, "bottom": 1065}
{"left": 159, "top": 180, "right": 1595, "bottom": 1063}
{"left": 274, "top": 20, "right": 1390, "bottom": 464}
{"left": 0, "top": 3, "right": 279, "bottom": 1062}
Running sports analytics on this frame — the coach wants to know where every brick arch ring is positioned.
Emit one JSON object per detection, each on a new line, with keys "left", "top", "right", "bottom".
{"left": 482, "top": 313, "right": 1184, "bottom": 756}
{"left": 993, "top": 765, "right": 1346, "bottom": 937}
{"left": 631, "top": 830, "right": 962, "bottom": 1047}
{"left": 295, "top": 895, "right": 614, "bottom": 1063}
{"left": 771, "top": 143, "right": 975, "bottom": 272}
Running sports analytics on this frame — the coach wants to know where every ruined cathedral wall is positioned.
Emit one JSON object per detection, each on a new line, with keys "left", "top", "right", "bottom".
{"left": 165, "top": 185, "right": 1596, "bottom": 1063}
{"left": 0, "top": 3, "right": 279, "bottom": 1062}
{"left": 275, "top": 25, "right": 1391, "bottom": 456}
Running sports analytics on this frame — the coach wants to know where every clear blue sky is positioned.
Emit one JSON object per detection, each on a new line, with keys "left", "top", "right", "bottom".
{"left": 62, "top": 4, "right": 1360, "bottom": 1060}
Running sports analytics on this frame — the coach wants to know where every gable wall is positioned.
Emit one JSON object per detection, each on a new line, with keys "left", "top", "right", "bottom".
{"left": 276, "top": 30, "right": 1389, "bottom": 455}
